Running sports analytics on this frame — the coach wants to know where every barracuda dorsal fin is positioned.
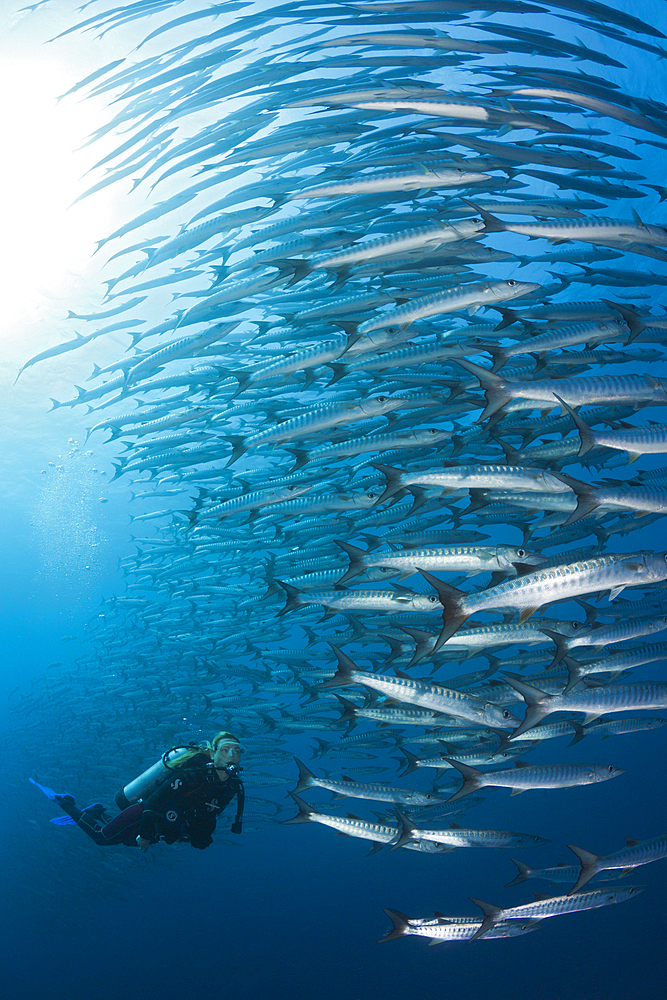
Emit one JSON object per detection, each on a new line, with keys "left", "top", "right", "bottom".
{"left": 626, "top": 838, "right": 641, "bottom": 846}
{"left": 567, "top": 843, "right": 602, "bottom": 893}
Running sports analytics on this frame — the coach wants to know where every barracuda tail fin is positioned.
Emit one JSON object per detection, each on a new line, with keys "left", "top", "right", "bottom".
{"left": 275, "top": 580, "right": 303, "bottom": 616}
{"left": 397, "top": 747, "right": 421, "bottom": 778}
{"left": 283, "top": 791, "right": 318, "bottom": 824}
{"left": 335, "top": 539, "right": 367, "bottom": 585}
{"left": 369, "top": 463, "right": 405, "bottom": 503}
{"left": 334, "top": 694, "right": 359, "bottom": 735}
{"left": 379, "top": 909, "right": 411, "bottom": 943}
{"left": 602, "top": 299, "right": 645, "bottom": 343}
{"left": 454, "top": 359, "right": 509, "bottom": 422}
{"left": 442, "top": 758, "right": 484, "bottom": 803}
{"left": 500, "top": 673, "right": 552, "bottom": 738}
{"left": 505, "top": 858, "right": 535, "bottom": 887}
{"left": 468, "top": 898, "right": 502, "bottom": 941}
{"left": 417, "top": 570, "right": 469, "bottom": 650}
{"left": 292, "top": 757, "right": 316, "bottom": 795}
{"left": 536, "top": 626, "right": 572, "bottom": 668}
{"left": 549, "top": 470, "right": 600, "bottom": 525}
{"left": 563, "top": 656, "right": 588, "bottom": 694}
{"left": 400, "top": 626, "right": 437, "bottom": 667}
{"left": 567, "top": 844, "right": 602, "bottom": 893}
{"left": 314, "top": 643, "right": 358, "bottom": 690}
{"left": 553, "top": 394, "right": 596, "bottom": 458}
{"left": 388, "top": 807, "right": 420, "bottom": 852}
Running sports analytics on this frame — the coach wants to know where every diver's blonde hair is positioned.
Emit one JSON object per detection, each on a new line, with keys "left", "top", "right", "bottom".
{"left": 165, "top": 732, "right": 240, "bottom": 769}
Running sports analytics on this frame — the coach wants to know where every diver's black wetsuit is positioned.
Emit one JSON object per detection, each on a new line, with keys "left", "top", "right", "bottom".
{"left": 59, "top": 754, "right": 244, "bottom": 848}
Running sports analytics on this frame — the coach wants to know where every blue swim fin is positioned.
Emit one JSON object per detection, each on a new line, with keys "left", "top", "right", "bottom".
{"left": 29, "top": 778, "right": 75, "bottom": 801}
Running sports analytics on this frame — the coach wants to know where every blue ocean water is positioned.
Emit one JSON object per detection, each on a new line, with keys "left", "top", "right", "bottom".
{"left": 2, "top": 2, "right": 667, "bottom": 999}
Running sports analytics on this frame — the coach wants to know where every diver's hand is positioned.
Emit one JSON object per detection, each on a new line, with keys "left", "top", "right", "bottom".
{"left": 136, "top": 836, "right": 151, "bottom": 852}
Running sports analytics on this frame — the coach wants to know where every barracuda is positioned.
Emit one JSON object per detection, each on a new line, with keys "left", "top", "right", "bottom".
{"left": 357, "top": 279, "right": 540, "bottom": 334}
{"left": 379, "top": 910, "right": 540, "bottom": 944}
{"left": 371, "top": 461, "right": 571, "bottom": 504}
{"left": 468, "top": 885, "right": 644, "bottom": 940}
{"left": 335, "top": 540, "right": 543, "bottom": 586}
{"left": 568, "top": 834, "right": 667, "bottom": 893}
{"left": 290, "top": 167, "right": 492, "bottom": 200}
{"left": 420, "top": 551, "right": 667, "bottom": 648}
{"left": 502, "top": 674, "right": 667, "bottom": 738}
{"left": 292, "top": 758, "right": 443, "bottom": 805}
{"left": 389, "top": 807, "right": 549, "bottom": 851}
{"left": 562, "top": 643, "right": 667, "bottom": 693}
{"left": 539, "top": 616, "right": 667, "bottom": 667}
{"left": 315, "top": 645, "right": 521, "bottom": 729}
{"left": 283, "top": 792, "right": 448, "bottom": 853}
{"left": 444, "top": 758, "right": 624, "bottom": 804}
{"left": 457, "top": 358, "right": 667, "bottom": 421}
{"left": 312, "top": 220, "right": 484, "bottom": 269}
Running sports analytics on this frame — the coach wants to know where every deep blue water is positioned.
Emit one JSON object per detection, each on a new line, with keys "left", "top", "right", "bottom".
{"left": 2, "top": 2, "right": 667, "bottom": 999}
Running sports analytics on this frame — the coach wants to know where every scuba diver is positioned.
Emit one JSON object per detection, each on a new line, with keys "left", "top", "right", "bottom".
{"left": 32, "top": 731, "right": 245, "bottom": 850}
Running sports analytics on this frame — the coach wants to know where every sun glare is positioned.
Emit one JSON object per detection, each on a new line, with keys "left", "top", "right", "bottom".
{"left": 0, "top": 56, "right": 114, "bottom": 329}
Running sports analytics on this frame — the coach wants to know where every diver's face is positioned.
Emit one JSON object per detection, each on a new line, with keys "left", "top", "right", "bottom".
{"left": 213, "top": 742, "right": 243, "bottom": 767}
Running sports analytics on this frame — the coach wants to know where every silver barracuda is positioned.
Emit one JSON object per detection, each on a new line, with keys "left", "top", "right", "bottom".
{"left": 315, "top": 645, "right": 521, "bottom": 729}
{"left": 290, "top": 167, "right": 492, "bottom": 200}
{"left": 371, "top": 461, "right": 571, "bottom": 503}
{"left": 389, "top": 807, "right": 549, "bottom": 851}
{"left": 443, "top": 758, "right": 624, "bottom": 803}
{"left": 561, "top": 400, "right": 667, "bottom": 462}
{"left": 568, "top": 834, "right": 667, "bottom": 893}
{"left": 379, "top": 909, "right": 540, "bottom": 944}
{"left": 502, "top": 674, "right": 667, "bottom": 738}
{"left": 467, "top": 885, "right": 645, "bottom": 940}
{"left": 357, "top": 279, "right": 540, "bottom": 333}
{"left": 562, "top": 643, "right": 667, "bottom": 694}
{"left": 276, "top": 582, "right": 442, "bottom": 617}
{"left": 283, "top": 792, "right": 449, "bottom": 854}
{"left": 419, "top": 551, "right": 667, "bottom": 648}
{"left": 291, "top": 758, "right": 443, "bottom": 805}
{"left": 457, "top": 358, "right": 667, "bottom": 421}
{"left": 334, "top": 540, "right": 544, "bottom": 586}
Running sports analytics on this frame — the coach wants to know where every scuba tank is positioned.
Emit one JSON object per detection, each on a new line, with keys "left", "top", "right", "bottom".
{"left": 114, "top": 746, "right": 197, "bottom": 810}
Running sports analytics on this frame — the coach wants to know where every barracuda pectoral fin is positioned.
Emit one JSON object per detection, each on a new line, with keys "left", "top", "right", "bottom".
{"left": 518, "top": 606, "right": 540, "bottom": 624}
{"left": 510, "top": 788, "right": 526, "bottom": 796}
{"left": 567, "top": 844, "right": 601, "bottom": 894}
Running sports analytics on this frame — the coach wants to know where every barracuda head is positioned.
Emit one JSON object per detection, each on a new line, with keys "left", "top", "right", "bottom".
{"left": 592, "top": 764, "right": 625, "bottom": 782}
{"left": 484, "top": 704, "right": 521, "bottom": 730}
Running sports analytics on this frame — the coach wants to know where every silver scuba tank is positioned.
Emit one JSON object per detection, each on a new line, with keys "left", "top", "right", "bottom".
{"left": 114, "top": 747, "right": 195, "bottom": 810}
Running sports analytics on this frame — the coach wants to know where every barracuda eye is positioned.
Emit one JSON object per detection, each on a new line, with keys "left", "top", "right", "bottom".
{"left": 427, "top": 428, "right": 438, "bottom": 434}
{"left": 572, "top": 621, "right": 581, "bottom": 629}
{"left": 517, "top": 548, "right": 526, "bottom": 558}
{"left": 375, "top": 396, "right": 388, "bottom": 403}
{"left": 607, "top": 765, "right": 615, "bottom": 772}
{"left": 428, "top": 595, "right": 438, "bottom": 603}
{"left": 380, "top": 566, "right": 392, "bottom": 574}
{"left": 507, "top": 280, "right": 516, "bottom": 286}
{"left": 503, "top": 709, "right": 512, "bottom": 719}
{"left": 425, "top": 793, "right": 432, "bottom": 799}
{"left": 367, "top": 492, "right": 378, "bottom": 500}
